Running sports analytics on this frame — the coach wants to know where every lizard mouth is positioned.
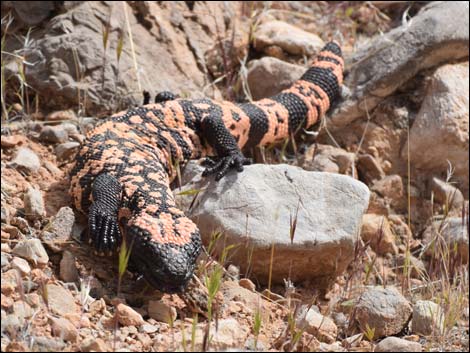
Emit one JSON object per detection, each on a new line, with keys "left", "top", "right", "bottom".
{"left": 126, "top": 225, "right": 202, "bottom": 293}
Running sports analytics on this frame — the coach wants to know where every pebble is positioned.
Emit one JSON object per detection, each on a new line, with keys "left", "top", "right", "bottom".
{"left": 23, "top": 185, "right": 45, "bottom": 219}
{"left": 55, "top": 141, "right": 80, "bottom": 160}
{"left": 41, "top": 206, "right": 75, "bottom": 252}
{"left": 1, "top": 135, "right": 22, "bottom": 148}
{"left": 296, "top": 307, "right": 337, "bottom": 343}
{"left": 238, "top": 278, "right": 256, "bottom": 292}
{"left": 39, "top": 125, "right": 69, "bottom": 143}
{"left": 9, "top": 147, "right": 41, "bottom": 173}
{"left": 11, "top": 256, "right": 31, "bottom": 275}
{"left": 148, "top": 300, "right": 177, "bottom": 323}
{"left": 12, "top": 238, "right": 49, "bottom": 267}
{"left": 116, "top": 303, "right": 145, "bottom": 327}
{"left": 60, "top": 250, "right": 79, "bottom": 283}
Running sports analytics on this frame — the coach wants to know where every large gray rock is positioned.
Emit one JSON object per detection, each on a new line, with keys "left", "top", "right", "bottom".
{"left": 247, "top": 57, "right": 305, "bottom": 100}
{"left": 330, "top": 1, "right": 469, "bottom": 131}
{"left": 253, "top": 20, "right": 324, "bottom": 56}
{"left": 412, "top": 300, "right": 444, "bottom": 336}
{"left": 404, "top": 63, "right": 469, "bottom": 192}
{"left": 184, "top": 164, "right": 370, "bottom": 288}
{"left": 9, "top": 147, "right": 41, "bottom": 173}
{"left": 374, "top": 337, "right": 422, "bottom": 352}
{"left": 4, "top": 2, "right": 236, "bottom": 114}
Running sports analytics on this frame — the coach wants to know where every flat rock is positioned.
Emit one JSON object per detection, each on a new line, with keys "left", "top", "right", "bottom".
{"left": 329, "top": 2, "right": 469, "bottom": 131}
{"left": 12, "top": 238, "right": 49, "bottom": 267}
{"left": 42, "top": 206, "right": 75, "bottom": 252}
{"left": 9, "top": 147, "right": 41, "bottom": 173}
{"left": 374, "top": 336, "right": 422, "bottom": 352}
{"left": 46, "top": 283, "right": 80, "bottom": 316}
{"left": 247, "top": 56, "right": 305, "bottom": 100}
{"left": 404, "top": 63, "right": 469, "bottom": 192}
{"left": 412, "top": 300, "right": 444, "bottom": 336}
{"left": 353, "top": 286, "right": 412, "bottom": 339}
{"left": 253, "top": 20, "right": 324, "bottom": 56}
{"left": 11, "top": 256, "right": 31, "bottom": 276}
{"left": 185, "top": 164, "right": 370, "bottom": 288}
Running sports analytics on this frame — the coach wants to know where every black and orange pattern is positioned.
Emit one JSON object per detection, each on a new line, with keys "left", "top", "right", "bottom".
{"left": 69, "top": 41, "right": 344, "bottom": 292}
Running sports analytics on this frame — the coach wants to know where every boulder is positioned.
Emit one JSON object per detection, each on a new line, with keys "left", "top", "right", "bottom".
{"left": 184, "top": 164, "right": 370, "bottom": 288}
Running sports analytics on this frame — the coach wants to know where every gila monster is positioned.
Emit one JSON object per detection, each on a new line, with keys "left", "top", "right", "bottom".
{"left": 69, "top": 41, "right": 344, "bottom": 293}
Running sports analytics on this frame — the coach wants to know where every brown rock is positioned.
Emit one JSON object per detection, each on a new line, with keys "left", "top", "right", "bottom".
{"left": 80, "top": 337, "right": 109, "bottom": 352}
{"left": 361, "top": 214, "right": 398, "bottom": 255}
{"left": 50, "top": 317, "right": 78, "bottom": 342}
{"left": 238, "top": 278, "right": 256, "bottom": 292}
{"left": 59, "top": 250, "right": 79, "bottom": 283}
{"left": 247, "top": 57, "right": 305, "bottom": 100}
{"left": 297, "top": 307, "right": 337, "bottom": 343}
{"left": 116, "top": 303, "right": 145, "bottom": 326}
{"left": 46, "top": 283, "right": 80, "bottom": 316}
{"left": 1, "top": 135, "right": 22, "bottom": 148}
{"left": 253, "top": 20, "right": 324, "bottom": 56}
{"left": 148, "top": 300, "right": 177, "bottom": 323}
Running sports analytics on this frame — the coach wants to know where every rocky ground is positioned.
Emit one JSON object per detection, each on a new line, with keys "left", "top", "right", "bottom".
{"left": 1, "top": 1, "right": 469, "bottom": 352}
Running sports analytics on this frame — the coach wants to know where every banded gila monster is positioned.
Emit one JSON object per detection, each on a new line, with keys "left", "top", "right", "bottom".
{"left": 69, "top": 41, "right": 344, "bottom": 293}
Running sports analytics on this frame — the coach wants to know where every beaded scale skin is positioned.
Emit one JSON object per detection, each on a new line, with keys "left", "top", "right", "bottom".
{"left": 69, "top": 41, "right": 344, "bottom": 293}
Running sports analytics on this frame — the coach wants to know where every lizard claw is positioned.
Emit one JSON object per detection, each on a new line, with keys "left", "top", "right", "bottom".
{"left": 202, "top": 151, "right": 251, "bottom": 181}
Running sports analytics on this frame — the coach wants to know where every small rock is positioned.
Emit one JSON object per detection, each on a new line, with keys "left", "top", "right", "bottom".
{"left": 32, "top": 336, "right": 66, "bottom": 352}
{"left": 50, "top": 317, "right": 78, "bottom": 342}
{"left": 1, "top": 203, "right": 10, "bottom": 224}
{"left": 396, "top": 254, "right": 426, "bottom": 278}
{"left": 80, "top": 337, "right": 109, "bottom": 352}
{"left": 412, "top": 300, "right": 444, "bottom": 336}
{"left": 247, "top": 56, "right": 305, "bottom": 100}
{"left": 423, "top": 217, "right": 469, "bottom": 263}
{"left": 1, "top": 314, "right": 21, "bottom": 336}
{"left": 222, "top": 280, "right": 262, "bottom": 313}
{"left": 353, "top": 286, "right": 412, "bottom": 339}
{"left": 302, "top": 144, "right": 356, "bottom": 176}
{"left": 297, "top": 307, "right": 337, "bottom": 343}
{"left": 23, "top": 185, "right": 45, "bottom": 219}
{"left": 55, "top": 141, "right": 80, "bottom": 161}
{"left": 361, "top": 214, "right": 398, "bottom": 255}
{"left": 210, "top": 318, "right": 250, "bottom": 350}
{"left": 1, "top": 269, "right": 19, "bottom": 295}
{"left": 431, "top": 177, "right": 465, "bottom": 210}
{"left": 141, "top": 323, "right": 159, "bottom": 334}
{"left": 47, "top": 109, "right": 77, "bottom": 122}
{"left": 254, "top": 20, "right": 324, "bottom": 56}
{"left": 42, "top": 206, "right": 75, "bottom": 252}
{"left": 357, "top": 154, "right": 385, "bottom": 184}
{"left": 13, "top": 300, "right": 34, "bottom": 320}
{"left": 148, "top": 300, "right": 177, "bottom": 323}
{"left": 12, "top": 238, "right": 49, "bottom": 267}
{"left": 60, "top": 122, "right": 79, "bottom": 136}
{"left": 39, "top": 125, "right": 69, "bottom": 143}
{"left": 1, "top": 293, "right": 14, "bottom": 309}
{"left": 46, "top": 283, "right": 80, "bottom": 316}
{"left": 1, "top": 252, "right": 11, "bottom": 268}
{"left": 371, "top": 175, "right": 404, "bottom": 209}
{"left": 226, "top": 264, "right": 240, "bottom": 280}
{"left": 11, "top": 257, "right": 31, "bottom": 276}
{"left": 342, "top": 333, "right": 363, "bottom": 348}
{"left": 9, "top": 147, "right": 41, "bottom": 173}
{"left": 239, "top": 278, "right": 256, "bottom": 292}
{"left": 116, "top": 303, "right": 145, "bottom": 326}
{"left": 60, "top": 250, "right": 79, "bottom": 283}
{"left": 1, "top": 135, "right": 22, "bottom": 148}
{"left": 374, "top": 336, "right": 422, "bottom": 352}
